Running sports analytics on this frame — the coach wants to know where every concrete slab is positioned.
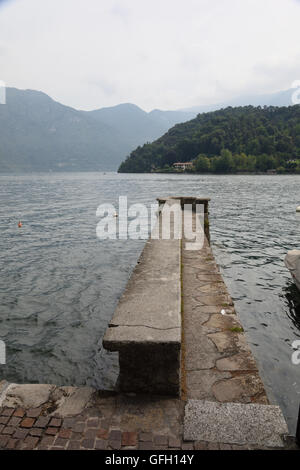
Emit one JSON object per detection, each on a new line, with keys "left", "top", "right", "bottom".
{"left": 183, "top": 311, "right": 211, "bottom": 332}
{"left": 53, "top": 387, "right": 95, "bottom": 417}
{"left": 103, "top": 325, "right": 181, "bottom": 350}
{"left": 212, "top": 373, "right": 267, "bottom": 403}
{"left": 186, "top": 370, "right": 231, "bottom": 400}
{"left": 104, "top": 238, "right": 181, "bottom": 345}
{"left": 184, "top": 400, "right": 288, "bottom": 448}
{"left": 103, "top": 202, "right": 182, "bottom": 395}
{"left": 0, "top": 383, "right": 95, "bottom": 418}
{"left": 103, "top": 201, "right": 182, "bottom": 396}
{"left": 3, "top": 383, "right": 55, "bottom": 408}
{"left": 198, "top": 283, "right": 228, "bottom": 294}
{"left": 103, "top": 234, "right": 181, "bottom": 352}
{"left": 204, "top": 314, "right": 242, "bottom": 331}
{"left": 0, "top": 381, "right": 12, "bottom": 406}
{"left": 182, "top": 208, "right": 270, "bottom": 409}
{"left": 185, "top": 335, "right": 218, "bottom": 371}
{"left": 208, "top": 331, "right": 238, "bottom": 353}
{"left": 109, "top": 240, "right": 181, "bottom": 332}
{"left": 216, "top": 353, "right": 258, "bottom": 371}
{"left": 195, "top": 294, "right": 233, "bottom": 306}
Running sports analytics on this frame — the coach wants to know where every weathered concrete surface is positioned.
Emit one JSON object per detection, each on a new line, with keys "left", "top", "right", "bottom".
{"left": 0, "top": 380, "right": 7, "bottom": 395}
{"left": 0, "top": 383, "right": 95, "bottom": 417}
{"left": 180, "top": 207, "right": 290, "bottom": 447}
{"left": 184, "top": 400, "right": 289, "bottom": 448}
{"left": 186, "top": 370, "right": 231, "bottom": 401}
{"left": 182, "top": 212, "right": 269, "bottom": 405}
{"left": 3, "top": 384, "right": 56, "bottom": 409}
{"left": 0, "top": 381, "right": 12, "bottom": 406}
{"left": 104, "top": 326, "right": 181, "bottom": 346}
{"left": 212, "top": 374, "right": 267, "bottom": 404}
{"left": 106, "top": 238, "right": 181, "bottom": 332}
{"left": 52, "top": 387, "right": 95, "bottom": 418}
{"left": 103, "top": 201, "right": 182, "bottom": 395}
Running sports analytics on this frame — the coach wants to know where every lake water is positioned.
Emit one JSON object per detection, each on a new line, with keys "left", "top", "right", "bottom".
{"left": 1, "top": 172, "right": 300, "bottom": 434}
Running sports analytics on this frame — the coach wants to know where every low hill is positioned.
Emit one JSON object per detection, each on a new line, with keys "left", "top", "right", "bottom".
{"left": 118, "top": 105, "right": 300, "bottom": 173}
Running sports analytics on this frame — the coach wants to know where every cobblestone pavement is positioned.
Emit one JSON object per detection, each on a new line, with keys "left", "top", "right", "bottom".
{"left": 0, "top": 397, "right": 296, "bottom": 450}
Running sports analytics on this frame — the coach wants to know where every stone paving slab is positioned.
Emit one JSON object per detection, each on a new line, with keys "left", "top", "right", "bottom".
{"left": 103, "top": 326, "right": 181, "bottom": 345}
{"left": 184, "top": 400, "right": 289, "bottom": 448}
{"left": 3, "top": 384, "right": 56, "bottom": 409}
{"left": 0, "top": 383, "right": 95, "bottom": 418}
{"left": 104, "top": 205, "right": 181, "bottom": 337}
{"left": 182, "top": 216, "right": 269, "bottom": 405}
{"left": 0, "top": 393, "right": 296, "bottom": 451}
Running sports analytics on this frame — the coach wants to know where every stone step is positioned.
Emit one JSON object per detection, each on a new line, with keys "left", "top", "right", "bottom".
{"left": 184, "top": 399, "right": 289, "bottom": 448}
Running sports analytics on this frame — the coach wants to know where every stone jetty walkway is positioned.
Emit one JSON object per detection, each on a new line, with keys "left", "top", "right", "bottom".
{"left": 0, "top": 200, "right": 296, "bottom": 451}
{"left": 182, "top": 234, "right": 268, "bottom": 405}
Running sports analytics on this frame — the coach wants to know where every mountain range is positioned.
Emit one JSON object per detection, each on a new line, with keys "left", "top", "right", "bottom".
{"left": 0, "top": 86, "right": 297, "bottom": 172}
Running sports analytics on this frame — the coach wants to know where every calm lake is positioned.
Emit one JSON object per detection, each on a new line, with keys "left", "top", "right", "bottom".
{"left": 0, "top": 172, "right": 300, "bottom": 433}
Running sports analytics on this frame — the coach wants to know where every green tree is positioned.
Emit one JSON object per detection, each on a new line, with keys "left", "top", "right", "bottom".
{"left": 195, "top": 154, "right": 210, "bottom": 173}
{"left": 256, "top": 154, "right": 276, "bottom": 172}
{"left": 118, "top": 105, "right": 300, "bottom": 174}
{"left": 215, "top": 149, "right": 234, "bottom": 173}
{"left": 245, "top": 155, "right": 256, "bottom": 172}
{"left": 233, "top": 153, "right": 248, "bottom": 172}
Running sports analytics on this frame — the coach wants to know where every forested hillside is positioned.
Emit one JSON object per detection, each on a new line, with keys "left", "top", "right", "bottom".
{"left": 118, "top": 106, "right": 300, "bottom": 173}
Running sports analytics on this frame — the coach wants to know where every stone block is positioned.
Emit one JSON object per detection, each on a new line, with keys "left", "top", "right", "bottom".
{"left": 184, "top": 400, "right": 288, "bottom": 448}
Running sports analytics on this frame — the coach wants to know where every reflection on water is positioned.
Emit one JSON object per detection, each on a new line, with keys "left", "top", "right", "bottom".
{"left": 282, "top": 282, "right": 300, "bottom": 332}
{"left": 0, "top": 172, "right": 300, "bottom": 434}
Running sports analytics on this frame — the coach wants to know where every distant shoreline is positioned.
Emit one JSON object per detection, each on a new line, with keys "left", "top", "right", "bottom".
{"left": 118, "top": 170, "right": 299, "bottom": 176}
{"left": 1, "top": 170, "right": 300, "bottom": 176}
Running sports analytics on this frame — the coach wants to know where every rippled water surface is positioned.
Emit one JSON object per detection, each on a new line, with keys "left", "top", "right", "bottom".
{"left": 1, "top": 173, "right": 300, "bottom": 433}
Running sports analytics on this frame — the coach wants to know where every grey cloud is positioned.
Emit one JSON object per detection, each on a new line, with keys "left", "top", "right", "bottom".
{"left": 1, "top": 0, "right": 300, "bottom": 111}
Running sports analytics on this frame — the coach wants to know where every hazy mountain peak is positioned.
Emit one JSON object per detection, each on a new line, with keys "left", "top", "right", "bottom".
{"left": 1, "top": 86, "right": 298, "bottom": 172}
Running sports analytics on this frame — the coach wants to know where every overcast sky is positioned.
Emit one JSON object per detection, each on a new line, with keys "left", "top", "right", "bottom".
{"left": 0, "top": 0, "right": 300, "bottom": 111}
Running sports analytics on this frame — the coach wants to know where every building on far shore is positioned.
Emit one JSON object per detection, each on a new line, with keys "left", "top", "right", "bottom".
{"left": 173, "top": 162, "right": 194, "bottom": 171}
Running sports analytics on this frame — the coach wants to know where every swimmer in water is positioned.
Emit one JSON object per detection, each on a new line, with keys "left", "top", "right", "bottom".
{"left": 18, "top": 221, "right": 22, "bottom": 228}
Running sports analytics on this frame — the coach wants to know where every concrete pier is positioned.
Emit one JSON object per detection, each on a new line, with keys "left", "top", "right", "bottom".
{"left": 180, "top": 208, "right": 288, "bottom": 446}
{"left": 103, "top": 199, "right": 182, "bottom": 395}
{"left": 0, "top": 196, "right": 292, "bottom": 450}
{"left": 102, "top": 196, "right": 289, "bottom": 447}
{"left": 182, "top": 217, "right": 268, "bottom": 404}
